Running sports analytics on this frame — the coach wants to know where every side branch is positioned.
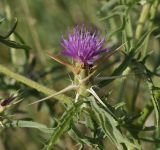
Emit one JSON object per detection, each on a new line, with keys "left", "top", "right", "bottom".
{"left": 0, "top": 64, "right": 72, "bottom": 104}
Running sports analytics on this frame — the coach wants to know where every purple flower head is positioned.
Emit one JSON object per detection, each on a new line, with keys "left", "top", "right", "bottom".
{"left": 61, "top": 25, "right": 110, "bottom": 64}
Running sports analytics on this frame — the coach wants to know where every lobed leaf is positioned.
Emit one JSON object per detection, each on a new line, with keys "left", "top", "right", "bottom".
{"left": 46, "top": 100, "right": 86, "bottom": 149}
{"left": 90, "top": 97, "right": 140, "bottom": 150}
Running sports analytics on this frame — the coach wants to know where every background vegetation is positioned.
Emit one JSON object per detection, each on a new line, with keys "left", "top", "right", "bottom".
{"left": 0, "top": 0, "right": 160, "bottom": 150}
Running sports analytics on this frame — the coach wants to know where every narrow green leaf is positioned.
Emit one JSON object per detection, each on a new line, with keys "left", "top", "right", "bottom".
{"left": 2, "top": 120, "right": 53, "bottom": 134}
{"left": 0, "top": 38, "right": 30, "bottom": 50}
{"left": 134, "top": 27, "right": 158, "bottom": 53}
{"left": 100, "top": 12, "right": 125, "bottom": 21}
{"left": 0, "top": 18, "right": 18, "bottom": 39}
{"left": 99, "top": 51, "right": 134, "bottom": 88}
{"left": 108, "top": 15, "right": 126, "bottom": 39}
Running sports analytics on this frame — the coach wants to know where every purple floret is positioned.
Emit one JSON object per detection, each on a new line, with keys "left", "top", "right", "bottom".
{"left": 61, "top": 25, "right": 110, "bottom": 64}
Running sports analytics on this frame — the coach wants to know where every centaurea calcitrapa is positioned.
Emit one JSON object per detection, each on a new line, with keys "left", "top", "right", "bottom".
{"left": 49, "top": 25, "right": 110, "bottom": 97}
{"left": 61, "top": 25, "right": 110, "bottom": 65}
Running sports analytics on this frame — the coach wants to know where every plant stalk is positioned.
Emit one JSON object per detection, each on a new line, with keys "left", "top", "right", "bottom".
{"left": 0, "top": 64, "right": 72, "bottom": 104}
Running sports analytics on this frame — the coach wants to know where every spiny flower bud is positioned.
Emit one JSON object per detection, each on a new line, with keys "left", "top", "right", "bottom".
{"left": 0, "top": 94, "right": 17, "bottom": 113}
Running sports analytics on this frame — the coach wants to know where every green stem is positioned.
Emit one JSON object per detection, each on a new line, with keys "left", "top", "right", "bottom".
{"left": 131, "top": 78, "right": 141, "bottom": 112}
{"left": 5, "top": 0, "right": 27, "bottom": 67}
{"left": 77, "top": 69, "right": 90, "bottom": 97}
{"left": 124, "top": 13, "right": 133, "bottom": 51}
{"left": 149, "top": 0, "right": 159, "bottom": 28}
{"left": 20, "top": 0, "right": 46, "bottom": 65}
{"left": 143, "top": 0, "right": 159, "bottom": 55}
{"left": 120, "top": 0, "right": 133, "bottom": 52}
{"left": 0, "top": 64, "right": 72, "bottom": 104}
{"left": 134, "top": 101, "right": 153, "bottom": 126}
{"left": 135, "top": 3, "right": 151, "bottom": 40}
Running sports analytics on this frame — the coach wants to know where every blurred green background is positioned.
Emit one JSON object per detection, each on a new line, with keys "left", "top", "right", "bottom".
{"left": 0, "top": 0, "right": 160, "bottom": 150}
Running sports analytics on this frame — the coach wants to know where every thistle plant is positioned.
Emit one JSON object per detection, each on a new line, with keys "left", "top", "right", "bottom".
{"left": 0, "top": 0, "right": 160, "bottom": 150}
{"left": 61, "top": 25, "right": 110, "bottom": 96}
{"left": 45, "top": 25, "right": 115, "bottom": 149}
